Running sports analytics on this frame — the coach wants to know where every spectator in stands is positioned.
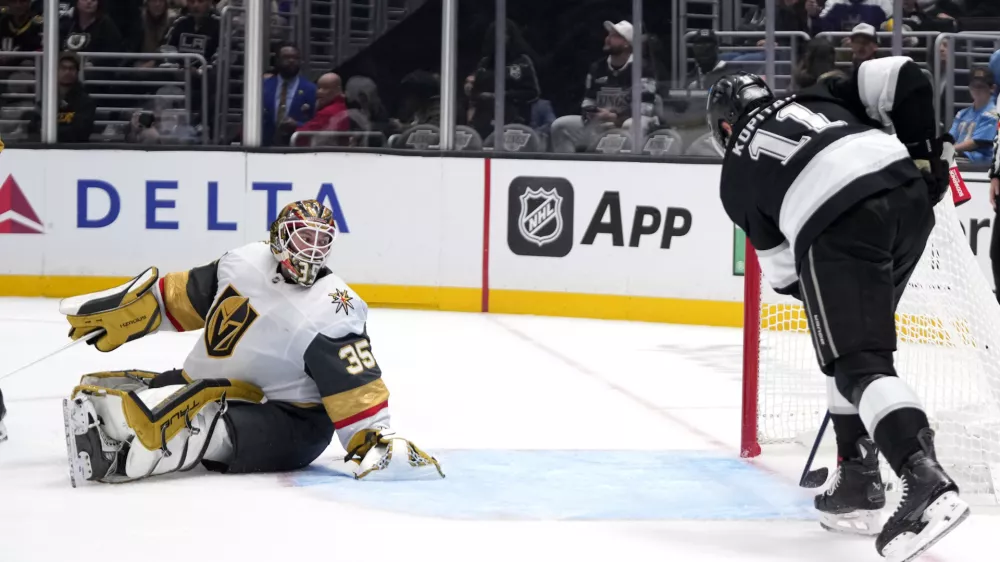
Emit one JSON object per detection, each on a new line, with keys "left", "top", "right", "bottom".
{"left": 549, "top": 20, "right": 657, "bottom": 154}
{"left": 891, "top": 0, "right": 959, "bottom": 33}
{"left": 849, "top": 22, "right": 880, "bottom": 66}
{"left": 162, "top": 0, "right": 220, "bottom": 64}
{"left": 468, "top": 19, "right": 541, "bottom": 140}
{"left": 28, "top": 52, "right": 95, "bottom": 142}
{"left": 949, "top": 67, "right": 998, "bottom": 163}
{"left": 124, "top": 86, "right": 197, "bottom": 144}
{"left": 990, "top": 49, "right": 1000, "bottom": 104}
{"left": 344, "top": 75, "right": 392, "bottom": 146}
{"left": 964, "top": 0, "right": 1000, "bottom": 17}
{"left": 461, "top": 73, "right": 476, "bottom": 126}
{"left": 392, "top": 70, "right": 440, "bottom": 130}
{"left": 60, "top": 0, "right": 123, "bottom": 55}
{"left": 775, "top": 0, "right": 813, "bottom": 39}
{"left": 688, "top": 30, "right": 730, "bottom": 89}
{"left": 818, "top": 0, "right": 889, "bottom": 32}
{"left": 804, "top": 0, "right": 825, "bottom": 35}
{"left": 261, "top": 42, "right": 316, "bottom": 146}
{"left": 793, "top": 36, "right": 844, "bottom": 89}
{"left": 106, "top": 0, "right": 143, "bottom": 53}
{"left": 917, "top": 0, "right": 964, "bottom": 19}
{"left": 294, "top": 73, "right": 349, "bottom": 146}
{"left": 0, "top": 0, "right": 43, "bottom": 54}
{"left": 135, "top": 0, "right": 176, "bottom": 67}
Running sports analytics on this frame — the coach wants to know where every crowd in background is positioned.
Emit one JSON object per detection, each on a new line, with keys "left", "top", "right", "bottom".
{"left": 0, "top": 0, "right": 998, "bottom": 156}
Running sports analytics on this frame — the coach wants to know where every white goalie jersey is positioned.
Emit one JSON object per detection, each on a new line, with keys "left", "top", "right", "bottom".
{"left": 155, "top": 242, "right": 391, "bottom": 444}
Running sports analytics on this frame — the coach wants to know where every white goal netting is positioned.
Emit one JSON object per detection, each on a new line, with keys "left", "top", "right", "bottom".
{"left": 751, "top": 196, "right": 1000, "bottom": 501}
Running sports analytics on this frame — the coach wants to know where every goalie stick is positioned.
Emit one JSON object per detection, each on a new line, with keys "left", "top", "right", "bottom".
{"left": 0, "top": 329, "right": 104, "bottom": 383}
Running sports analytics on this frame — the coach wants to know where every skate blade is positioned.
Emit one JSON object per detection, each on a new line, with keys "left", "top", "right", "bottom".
{"left": 884, "top": 491, "right": 971, "bottom": 562}
{"left": 819, "top": 510, "right": 883, "bottom": 536}
{"left": 62, "top": 398, "right": 79, "bottom": 488}
{"left": 62, "top": 398, "right": 96, "bottom": 488}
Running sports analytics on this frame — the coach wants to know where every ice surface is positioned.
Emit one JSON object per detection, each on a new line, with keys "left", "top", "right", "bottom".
{"left": 0, "top": 297, "right": 995, "bottom": 561}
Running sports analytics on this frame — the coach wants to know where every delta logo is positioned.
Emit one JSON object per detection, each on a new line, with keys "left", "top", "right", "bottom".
{"left": 0, "top": 175, "right": 43, "bottom": 234}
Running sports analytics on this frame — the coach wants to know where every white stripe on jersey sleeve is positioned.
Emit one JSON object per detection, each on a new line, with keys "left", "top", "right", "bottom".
{"left": 856, "top": 56, "right": 912, "bottom": 127}
{"left": 779, "top": 129, "right": 908, "bottom": 252}
{"left": 756, "top": 241, "right": 798, "bottom": 293}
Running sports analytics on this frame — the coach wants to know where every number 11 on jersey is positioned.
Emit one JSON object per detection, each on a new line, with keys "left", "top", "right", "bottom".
{"left": 747, "top": 102, "right": 847, "bottom": 165}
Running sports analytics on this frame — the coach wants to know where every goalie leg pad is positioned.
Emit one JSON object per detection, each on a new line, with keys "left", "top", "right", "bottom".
{"left": 65, "top": 374, "right": 264, "bottom": 484}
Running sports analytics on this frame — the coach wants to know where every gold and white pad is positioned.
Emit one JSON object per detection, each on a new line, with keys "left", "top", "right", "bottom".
{"left": 63, "top": 371, "right": 263, "bottom": 486}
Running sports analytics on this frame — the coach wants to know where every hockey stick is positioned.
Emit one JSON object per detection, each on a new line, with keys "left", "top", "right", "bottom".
{"left": 799, "top": 410, "right": 831, "bottom": 488}
{"left": 0, "top": 330, "right": 104, "bottom": 383}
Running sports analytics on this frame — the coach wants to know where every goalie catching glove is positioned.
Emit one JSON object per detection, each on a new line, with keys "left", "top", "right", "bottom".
{"left": 60, "top": 267, "right": 162, "bottom": 352}
{"left": 344, "top": 426, "right": 444, "bottom": 480}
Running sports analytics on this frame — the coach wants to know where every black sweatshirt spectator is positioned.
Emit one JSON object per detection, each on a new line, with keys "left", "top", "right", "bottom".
{"left": 60, "top": 0, "right": 123, "bottom": 55}
{"left": 28, "top": 52, "right": 95, "bottom": 142}
{"left": 889, "top": 0, "right": 959, "bottom": 34}
{"left": 549, "top": 20, "right": 657, "bottom": 153}
{"left": 162, "top": 0, "right": 220, "bottom": 65}
{"left": 965, "top": 0, "right": 1000, "bottom": 17}
{"left": 468, "top": 19, "right": 541, "bottom": 140}
{"left": 105, "top": 0, "right": 143, "bottom": 53}
{"left": 0, "top": 0, "right": 43, "bottom": 53}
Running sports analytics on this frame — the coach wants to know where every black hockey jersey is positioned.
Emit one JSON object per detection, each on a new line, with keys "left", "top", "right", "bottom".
{"left": 0, "top": 13, "right": 43, "bottom": 52}
{"left": 720, "top": 57, "right": 935, "bottom": 295}
{"left": 163, "top": 13, "right": 220, "bottom": 64}
{"left": 581, "top": 54, "right": 657, "bottom": 122}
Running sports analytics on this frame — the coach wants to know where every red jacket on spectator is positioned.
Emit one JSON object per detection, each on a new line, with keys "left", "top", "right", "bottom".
{"left": 295, "top": 95, "right": 349, "bottom": 145}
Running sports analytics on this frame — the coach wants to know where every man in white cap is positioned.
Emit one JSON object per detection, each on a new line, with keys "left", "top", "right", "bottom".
{"left": 549, "top": 19, "right": 658, "bottom": 153}
{"left": 849, "top": 22, "right": 880, "bottom": 66}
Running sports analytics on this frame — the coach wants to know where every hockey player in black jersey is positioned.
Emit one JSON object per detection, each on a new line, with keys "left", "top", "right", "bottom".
{"left": 710, "top": 58, "right": 970, "bottom": 562}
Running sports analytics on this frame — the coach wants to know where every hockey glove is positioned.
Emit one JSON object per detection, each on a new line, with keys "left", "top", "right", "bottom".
{"left": 909, "top": 134, "right": 954, "bottom": 206}
{"left": 344, "top": 426, "right": 444, "bottom": 480}
{"left": 60, "top": 267, "right": 162, "bottom": 352}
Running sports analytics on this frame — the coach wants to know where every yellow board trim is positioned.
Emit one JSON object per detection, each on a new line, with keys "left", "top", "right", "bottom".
{"left": 0, "top": 275, "right": 746, "bottom": 327}
{"left": 489, "top": 289, "right": 743, "bottom": 327}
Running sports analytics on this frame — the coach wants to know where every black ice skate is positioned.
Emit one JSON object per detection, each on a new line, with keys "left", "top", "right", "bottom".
{"left": 876, "top": 429, "right": 970, "bottom": 562}
{"left": 62, "top": 395, "right": 126, "bottom": 487}
{"left": 0, "top": 387, "right": 7, "bottom": 443}
{"left": 815, "top": 437, "right": 886, "bottom": 536}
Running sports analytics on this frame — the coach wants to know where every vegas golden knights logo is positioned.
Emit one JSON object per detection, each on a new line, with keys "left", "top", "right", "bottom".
{"left": 204, "top": 285, "right": 259, "bottom": 358}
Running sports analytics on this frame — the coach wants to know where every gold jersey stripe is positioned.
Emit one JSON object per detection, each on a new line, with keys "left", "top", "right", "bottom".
{"left": 322, "top": 379, "right": 390, "bottom": 425}
{"left": 163, "top": 271, "right": 205, "bottom": 331}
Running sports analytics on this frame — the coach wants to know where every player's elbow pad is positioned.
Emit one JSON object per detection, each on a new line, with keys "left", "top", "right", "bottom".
{"left": 857, "top": 57, "right": 931, "bottom": 131}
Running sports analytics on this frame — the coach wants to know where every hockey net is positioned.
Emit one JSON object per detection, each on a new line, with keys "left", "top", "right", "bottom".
{"left": 742, "top": 195, "right": 1000, "bottom": 502}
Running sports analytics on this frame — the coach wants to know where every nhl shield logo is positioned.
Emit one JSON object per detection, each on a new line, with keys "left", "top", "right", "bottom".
{"left": 507, "top": 177, "right": 574, "bottom": 257}
{"left": 518, "top": 188, "right": 563, "bottom": 246}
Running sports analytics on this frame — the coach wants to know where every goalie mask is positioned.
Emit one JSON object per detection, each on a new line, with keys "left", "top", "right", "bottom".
{"left": 269, "top": 200, "right": 338, "bottom": 287}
